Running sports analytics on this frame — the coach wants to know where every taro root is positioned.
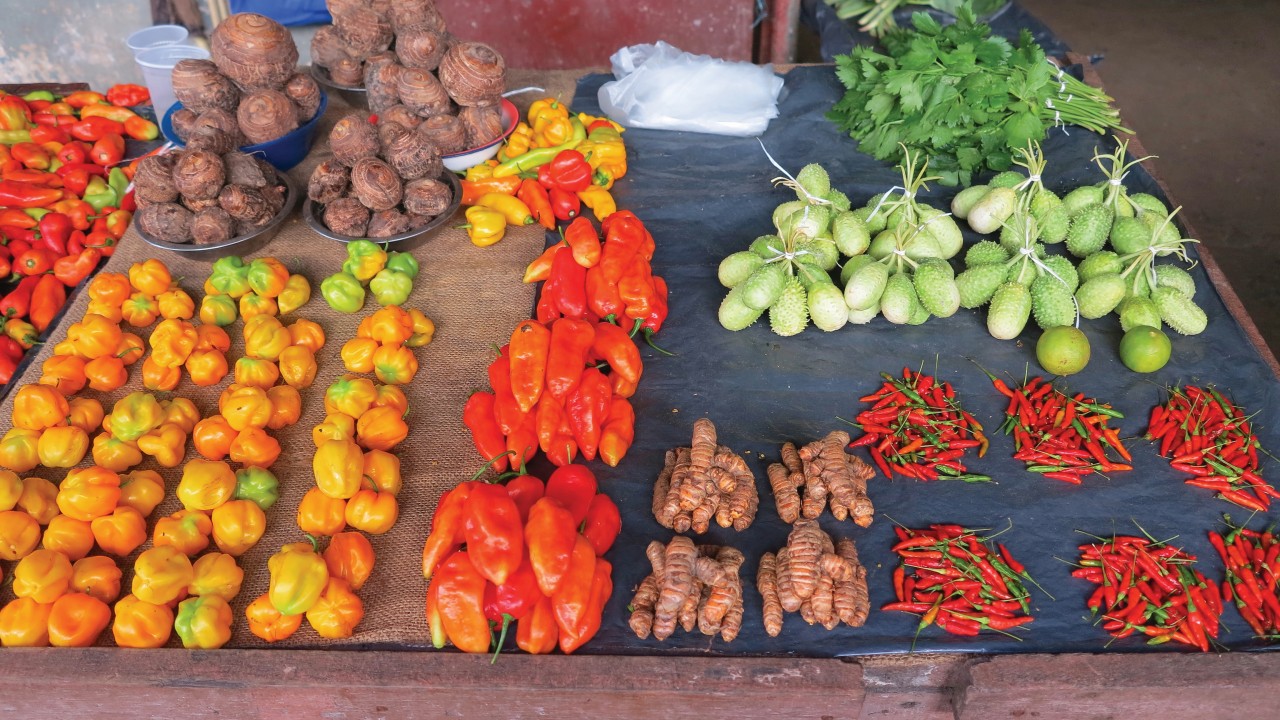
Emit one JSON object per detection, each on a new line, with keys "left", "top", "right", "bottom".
{"left": 182, "top": 195, "right": 222, "bottom": 213}
{"left": 364, "top": 54, "right": 402, "bottom": 113}
{"left": 220, "top": 184, "right": 276, "bottom": 227}
{"left": 381, "top": 104, "right": 421, "bottom": 130}
{"left": 259, "top": 183, "right": 287, "bottom": 215}
{"left": 367, "top": 209, "right": 413, "bottom": 238}
{"left": 438, "top": 42, "right": 505, "bottom": 107}
{"left": 237, "top": 90, "right": 299, "bottom": 145}
{"left": 308, "top": 160, "right": 350, "bottom": 204}
{"left": 329, "top": 113, "right": 380, "bottom": 166}
{"left": 385, "top": 126, "right": 442, "bottom": 180}
{"left": 224, "top": 151, "right": 271, "bottom": 188}
{"left": 210, "top": 13, "right": 299, "bottom": 91}
{"left": 396, "top": 67, "right": 451, "bottom": 118}
{"left": 417, "top": 113, "right": 467, "bottom": 154}
{"left": 136, "top": 203, "right": 194, "bottom": 243}
{"left": 389, "top": 0, "right": 446, "bottom": 33}
{"left": 133, "top": 154, "right": 179, "bottom": 204}
{"left": 171, "top": 59, "right": 240, "bottom": 113}
{"left": 378, "top": 120, "right": 410, "bottom": 152}
{"left": 350, "top": 157, "right": 403, "bottom": 212}
{"left": 187, "top": 127, "right": 235, "bottom": 154}
{"left": 395, "top": 27, "right": 446, "bottom": 71}
{"left": 405, "top": 212, "right": 433, "bottom": 228}
{"left": 284, "top": 73, "right": 322, "bottom": 123}
{"left": 172, "top": 149, "right": 226, "bottom": 200}
{"left": 311, "top": 25, "right": 354, "bottom": 69}
{"left": 334, "top": 7, "right": 393, "bottom": 57}
{"left": 255, "top": 157, "right": 279, "bottom": 185}
{"left": 195, "top": 107, "right": 242, "bottom": 138}
{"left": 192, "top": 207, "right": 237, "bottom": 245}
{"left": 329, "top": 57, "right": 365, "bottom": 86}
{"left": 171, "top": 108, "right": 200, "bottom": 141}
{"left": 323, "top": 197, "right": 371, "bottom": 236}
{"left": 324, "top": 0, "right": 364, "bottom": 17}
{"left": 402, "top": 177, "right": 451, "bottom": 217}
{"left": 460, "top": 105, "right": 505, "bottom": 149}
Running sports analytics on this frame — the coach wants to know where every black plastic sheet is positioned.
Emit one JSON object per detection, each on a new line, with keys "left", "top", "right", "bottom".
{"left": 561, "top": 67, "right": 1280, "bottom": 657}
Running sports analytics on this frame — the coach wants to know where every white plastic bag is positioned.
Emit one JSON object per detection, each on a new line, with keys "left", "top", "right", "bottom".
{"left": 598, "top": 41, "right": 785, "bottom": 137}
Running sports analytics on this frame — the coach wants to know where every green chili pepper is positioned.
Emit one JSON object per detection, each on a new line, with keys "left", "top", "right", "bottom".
{"left": 233, "top": 467, "right": 280, "bottom": 511}
{"left": 22, "top": 91, "right": 55, "bottom": 103}
{"left": 491, "top": 118, "right": 587, "bottom": 178}
{"left": 385, "top": 251, "right": 420, "bottom": 279}
{"left": 369, "top": 268, "right": 413, "bottom": 306}
{"left": 320, "top": 271, "right": 366, "bottom": 313}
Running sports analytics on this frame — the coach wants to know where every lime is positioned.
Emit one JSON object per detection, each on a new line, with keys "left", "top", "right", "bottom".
{"left": 1036, "top": 326, "right": 1090, "bottom": 376}
{"left": 1119, "top": 326, "right": 1171, "bottom": 373}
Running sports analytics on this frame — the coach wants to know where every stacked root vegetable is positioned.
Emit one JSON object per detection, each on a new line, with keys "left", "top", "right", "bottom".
{"left": 464, "top": 212, "right": 665, "bottom": 470}
{"left": 1073, "top": 532, "right": 1221, "bottom": 651}
{"left": 768, "top": 431, "right": 874, "bottom": 527}
{"left": 757, "top": 520, "right": 869, "bottom": 635}
{"left": 651, "top": 418, "right": 759, "bottom": 534}
{"left": 422, "top": 464, "right": 619, "bottom": 655}
{"left": 628, "top": 536, "right": 745, "bottom": 642}
{"left": 1146, "top": 385, "right": 1279, "bottom": 511}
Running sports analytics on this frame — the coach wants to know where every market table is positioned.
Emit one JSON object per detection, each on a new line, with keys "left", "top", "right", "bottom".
{"left": 4, "top": 61, "right": 1280, "bottom": 719}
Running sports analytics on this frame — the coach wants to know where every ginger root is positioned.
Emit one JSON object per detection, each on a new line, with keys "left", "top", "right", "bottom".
{"left": 769, "top": 431, "right": 875, "bottom": 526}
{"left": 757, "top": 520, "right": 869, "bottom": 636}
{"left": 653, "top": 418, "right": 758, "bottom": 533}
{"left": 629, "top": 536, "right": 745, "bottom": 643}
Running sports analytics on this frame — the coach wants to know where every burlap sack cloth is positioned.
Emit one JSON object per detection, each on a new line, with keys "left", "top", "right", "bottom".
{"left": 0, "top": 69, "right": 588, "bottom": 648}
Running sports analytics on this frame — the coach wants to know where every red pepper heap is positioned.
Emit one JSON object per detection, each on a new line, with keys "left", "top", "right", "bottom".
{"left": 883, "top": 524, "right": 1041, "bottom": 637}
{"left": 421, "top": 463, "right": 620, "bottom": 656}
{"left": 850, "top": 368, "right": 990, "bottom": 482}
{"left": 1146, "top": 384, "right": 1279, "bottom": 512}
{"left": 988, "top": 373, "right": 1132, "bottom": 484}
{"left": 1208, "top": 523, "right": 1280, "bottom": 638}
{"left": 464, "top": 211, "right": 667, "bottom": 470}
{"left": 1073, "top": 532, "right": 1221, "bottom": 651}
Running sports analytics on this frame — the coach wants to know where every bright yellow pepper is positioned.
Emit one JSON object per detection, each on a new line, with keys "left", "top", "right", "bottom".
{"left": 177, "top": 459, "right": 237, "bottom": 511}
{"left": 120, "top": 292, "right": 160, "bottom": 327}
{"left": 0, "top": 470, "right": 21, "bottom": 511}
{"left": 476, "top": 192, "right": 536, "bottom": 225}
{"left": 533, "top": 115, "right": 574, "bottom": 148}
{"left": 345, "top": 488, "right": 399, "bottom": 535}
{"left": 128, "top": 259, "right": 172, "bottom": 296}
{"left": 340, "top": 337, "right": 379, "bottom": 373}
{"left": 199, "top": 294, "right": 238, "bottom": 327}
{"left": 67, "top": 397, "right": 104, "bottom": 434}
{"left": 67, "top": 313, "right": 122, "bottom": 360}
{"left": 174, "top": 595, "right": 233, "bottom": 649}
{"left": 137, "top": 422, "right": 187, "bottom": 468}
{"left": 268, "top": 539, "right": 330, "bottom": 615}
{"left": 405, "top": 308, "right": 436, "bottom": 348}
{"left": 189, "top": 552, "right": 244, "bottom": 601}
{"left": 12, "top": 548, "right": 73, "bottom": 603}
{"left": 220, "top": 385, "right": 273, "bottom": 431}
{"left": 107, "top": 392, "right": 165, "bottom": 442}
{"left": 41, "top": 515, "right": 94, "bottom": 561}
{"left": 153, "top": 508, "right": 212, "bottom": 556}
{"left": 92, "top": 433, "right": 142, "bottom": 473}
{"left": 324, "top": 375, "right": 378, "bottom": 418}
{"left": 118, "top": 469, "right": 165, "bottom": 517}
{"left": 246, "top": 592, "right": 303, "bottom": 643}
{"left": 111, "top": 594, "right": 173, "bottom": 648}
{"left": 247, "top": 257, "right": 291, "bottom": 298}
{"left": 85, "top": 298, "right": 124, "bottom": 324}
{"left": 373, "top": 343, "right": 419, "bottom": 385}
{"left": 0, "top": 597, "right": 53, "bottom": 647}
{"left": 343, "top": 240, "right": 388, "bottom": 283}
{"left": 529, "top": 98, "right": 569, "bottom": 126}
{"left": 37, "top": 425, "right": 88, "bottom": 468}
{"left": 279, "top": 345, "right": 317, "bottom": 389}
{"left": 243, "top": 314, "right": 292, "bottom": 361}
{"left": 239, "top": 292, "right": 278, "bottom": 320}
{"left": 356, "top": 405, "right": 409, "bottom": 452}
{"left": 89, "top": 506, "right": 147, "bottom": 556}
{"left": 363, "top": 449, "right": 403, "bottom": 495}
{"left": 313, "top": 439, "right": 365, "bottom": 500}
{"left": 13, "top": 384, "right": 70, "bottom": 431}
{"left": 305, "top": 577, "right": 364, "bottom": 639}
{"left": 16, "top": 476, "right": 58, "bottom": 524}
{"left": 264, "top": 385, "right": 302, "bottom": 431}
{"left": 297, "top": 486, "right": 347, "bottom": 536}
{"left": 116, "top": 332, "right": 146, "bottom": 366}
{"left": 0, "top": 509, "right": 41, "bottom": 561}
{"left": 39, "top": 355, "right": 87, "bottom": 395}
{"left": 504, "top": 122, "right": 533, "bottom": 157}
{"left": 55, "top": 465, "right": 121, "bottom": 521}
{"left": 312, "top": 413, "right": 356, "bottom": 447}
{"left": 51, "top": 338, "right": 78, "bottom": 357}
{"left": 211, "top": 499, "right": 267, "bottom": 557}
{"left": 68, "top": 555, "right": 121, "bottom": 605}
{"left": 287, "top": 318, "right": 326, "bottom": 352}
{"left": 193, "top": 414, "right": 237, "bottom": 461}
{"left": 578, "top": 186, "right": 617, "bottom": 221}
{"left": 157, "top": 287, "right": 195, "bottom": 320}
{"left": 149, "top": 319, "right": 198, "bottom": 368}
{"left": 576, "top": 123, "right": 628, "bottom": 181}
{"left": 464, "top": 159, "right": 500, "bottom": 181}
{"left": 132, "top": 546, "right": 194, "bottom": 605}
{"left": 140, "top": 356, "right": 181, "bottom": 392}
{"left": 277, "top": 274, "right": 311, "bottom": 314}
{"left": 371, "top": 383, "right": 409, "bottom": 416}
{"left": 0, "top": 429, "right": 40, "bottom": 473}
{"left": 462, "top": 205, "right": 506, "bottom": 246}
{"left": 369, "top": 305, "right": 415, "bottom": 346}
{"left": 229, "top": 426, "right": 281, "bottom": 467}
{"left": 161, "top": 398, "right": 201, "bottom": 434}
{"left": 234, "top": 356, "right": 280, "bottom": 388}
{"left": 186, "top": 349, "right": 230, "bottom": 387}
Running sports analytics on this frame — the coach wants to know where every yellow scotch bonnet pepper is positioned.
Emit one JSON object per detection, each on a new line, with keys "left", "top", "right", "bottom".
{"left": 313, "top": 439, "right": 365, "bottom": 500}
{"left": 268, "top": 539, "right": 329, "bottom": 615}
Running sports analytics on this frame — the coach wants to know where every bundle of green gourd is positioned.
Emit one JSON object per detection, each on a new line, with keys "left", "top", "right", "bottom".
{"left": 717, "top": 163, "right": 870, "bottom": 336}
{"left": 839, "top": 149, "right": 965, "bottom": 326}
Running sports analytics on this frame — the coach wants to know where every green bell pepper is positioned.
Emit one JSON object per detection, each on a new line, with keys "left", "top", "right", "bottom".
{"left": 321, "top": 271, "right": 366, "bottom": 313}
{"left": 233, "top": 467, "right": 280, "bottom": 510}
{"left": 209, "top": 256, "right": 252, "bottom": 297}
{"left": 369, "top": 268, "right": 413, "bottom": 306}
{"left": 385, "top": 251, "right": 419, "bottom": 280}
{"left": 342, "top": 239, "right": 387, "bottom": 283}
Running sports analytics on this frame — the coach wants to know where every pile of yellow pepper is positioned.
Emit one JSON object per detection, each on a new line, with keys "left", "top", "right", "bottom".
{"left": 199, "top": 256, "right": 312, "bottom": 328}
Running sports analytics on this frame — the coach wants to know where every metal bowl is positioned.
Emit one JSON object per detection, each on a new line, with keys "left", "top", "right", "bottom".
{"left": 309, "top": 63, "right": 368, "bottom": 108}
{"left": 441, "top": 98, "right": 520, "bottom": 172}
{"left": 136, "top": 173, "right": 300, "bottom": 261}
{"left": 304, "top": 169, "right": 462, "bottom": 252}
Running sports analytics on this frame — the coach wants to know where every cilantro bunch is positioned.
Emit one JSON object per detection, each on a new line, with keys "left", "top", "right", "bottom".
{"left": 829, "top": 8, "right": 1127, "bottom": 186}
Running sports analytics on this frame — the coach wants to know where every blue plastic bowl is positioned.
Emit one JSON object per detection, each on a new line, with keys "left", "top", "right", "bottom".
{"left": 161, "top": 91, "right": 328, "bottom": 171}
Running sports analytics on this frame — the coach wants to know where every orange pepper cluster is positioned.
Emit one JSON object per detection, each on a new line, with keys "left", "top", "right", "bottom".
{"left": 339, "top": 305, "right": 429, "bottom": 384}
{"left": 245, "top": 533, "right": 372, "bottom": 643}
{"left": 200, "top": 256, "right": 312, "bottom": 327}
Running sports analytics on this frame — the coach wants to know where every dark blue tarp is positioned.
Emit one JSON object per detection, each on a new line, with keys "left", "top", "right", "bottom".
{"left": 230, "top": 0, "right": 331, "bottom": 26}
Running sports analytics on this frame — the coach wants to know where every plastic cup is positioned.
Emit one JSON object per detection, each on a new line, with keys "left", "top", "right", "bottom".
{"left": 136, "top": 44, "right": 210, "bottom": 121}
{"left": 126, "top": 24, "right": 190, "bottom": 56}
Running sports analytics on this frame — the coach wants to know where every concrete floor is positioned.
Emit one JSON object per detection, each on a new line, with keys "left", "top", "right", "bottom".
{"left": 1018, "top": 0, "right": 1280, "bottom": 355}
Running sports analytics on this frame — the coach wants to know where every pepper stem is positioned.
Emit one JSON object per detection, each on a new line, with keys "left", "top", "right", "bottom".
{"left": 490, "top": 614, "right": 513, "bottom": 664}
{"left": 470, "top": 451, "right": 516, "bottom": 481}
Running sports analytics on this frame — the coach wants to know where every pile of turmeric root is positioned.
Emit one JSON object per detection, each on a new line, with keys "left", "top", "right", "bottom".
{"left": 652, "top": 418, "right": 759, "bottom": 533}
{"left": 628, "top": 536, "right": 745, "bottom": 642}
{"left": 758, "top": 520, "right": 869, "bottom": 635}
{"left": 769, "top": 431, "right": 875, "bottom": 526}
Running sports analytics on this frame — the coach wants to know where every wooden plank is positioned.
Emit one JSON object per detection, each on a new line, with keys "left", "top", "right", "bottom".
{"left": 858, "top": 654, "right": 965, "bottom": 720}
{"left": 957, "top": 653, "right": 1280, "bottom": 719}
{"left": 0, "top": 649, "right": 864, "bottom": 720}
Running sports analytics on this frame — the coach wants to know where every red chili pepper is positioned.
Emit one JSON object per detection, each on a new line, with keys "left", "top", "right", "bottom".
{"left": 107, "top": 84, "right": 151, "bottom": 107}
{"left": 36, "top": 211, "right": 71, "bottom": 254}
{"left": 89, "top": 133, "right": 125, "bottom": 166}
{"left": 516, "top": 179, "right": 555, "bottom": 230}
{"left": 580, "top": 493, "right": 621, "bottom": 556}
{"left": 462, "top": 391, "right": 510, "bottom": 474}
{"left": 544, "top": 464, "right": 598, "bottom": 525}
{"left": 548, "top": 187, "right": 580, "bottom": 222}
{"left": 27, "top": 273, "right": 65, "bottom": 332}
{"left": 0, "top": 180, "right": 62, "bottom": 208}
{"left": 548, "top": 244, "right": 587, "bottom": 319}
{"left": 545, "top": 149, "right": 593, "bottom": 192}
{"left": 0, "top": 275, "right": 40, "bottom": 318}
{"left": 14, "top": 247, "right": 56, "bottom": 275}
